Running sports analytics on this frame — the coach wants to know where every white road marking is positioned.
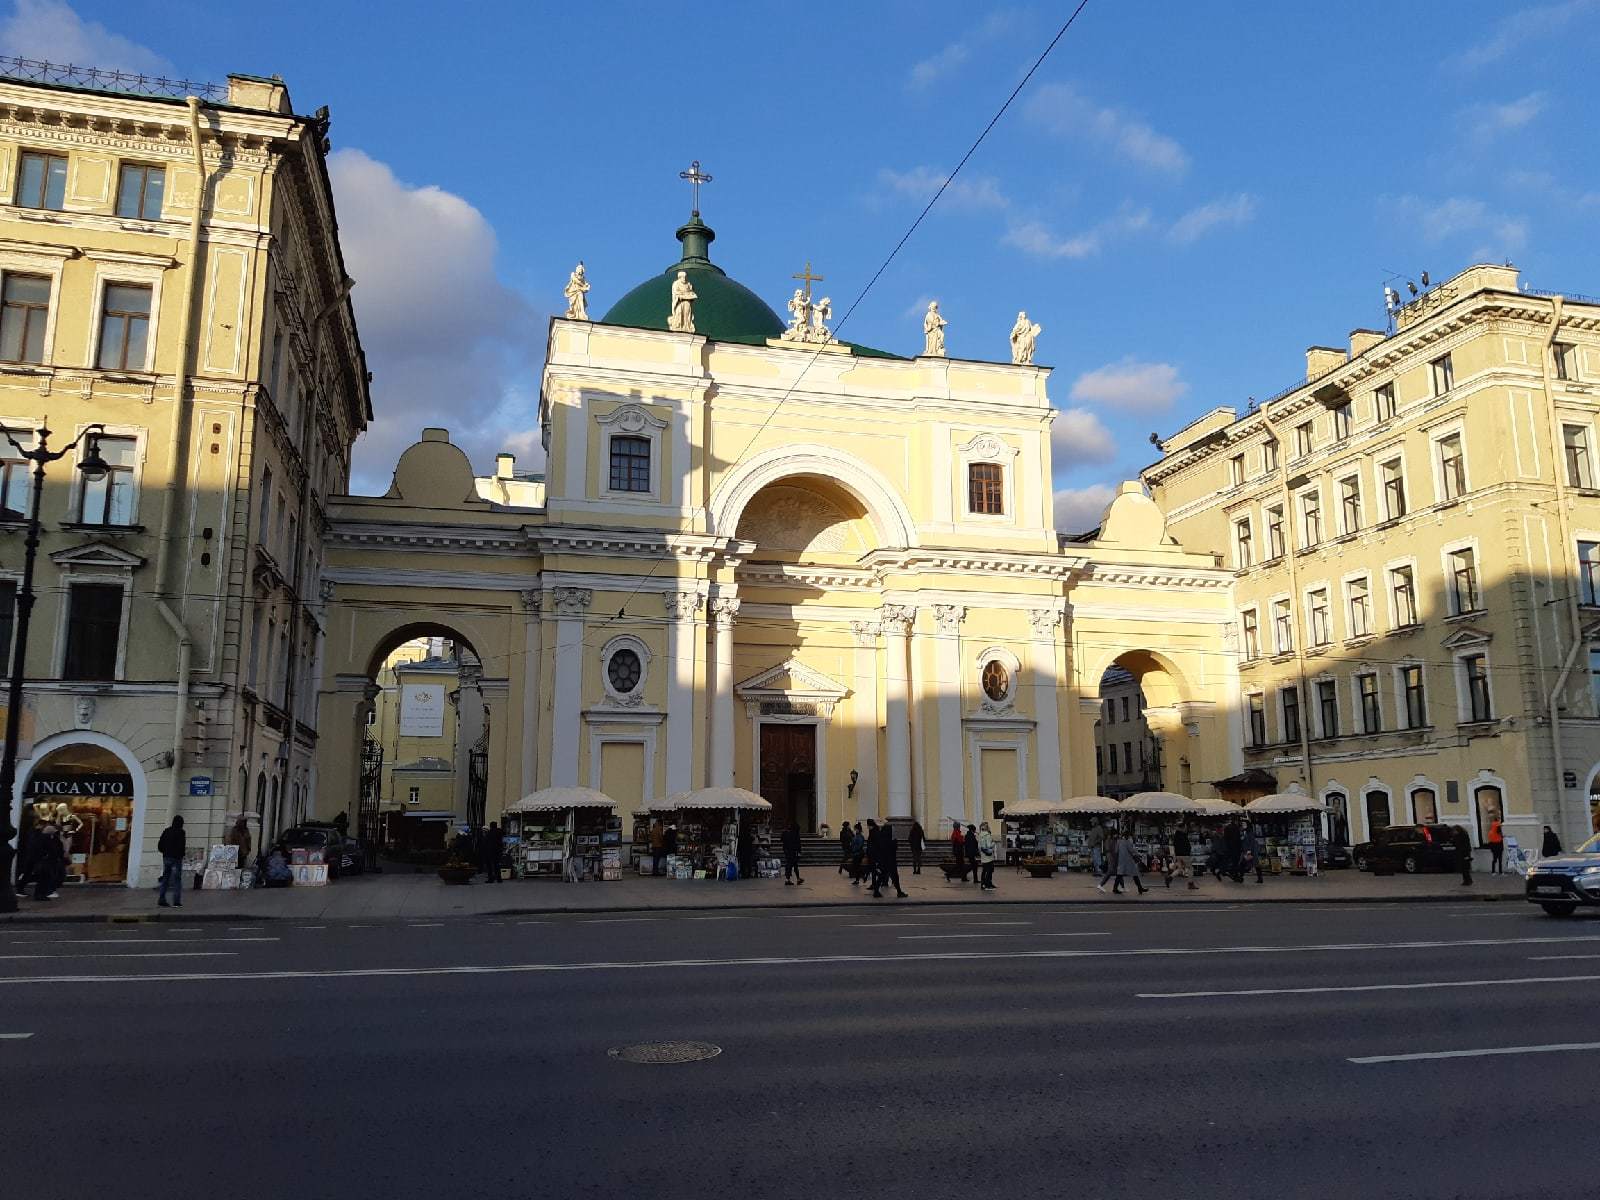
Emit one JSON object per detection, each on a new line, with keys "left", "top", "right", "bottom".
{"left": 1140, "top": 975, "right": 1600, "bottom": 999}
{"left": 1445, "top": 911, "right": 1529, "bottom": 919}
{"left": 0, "top": 951, "right": 237, "bottom": 961}
{"left": 514, "top": 921, "right": 547, "bottom": 926}
{"left": 2, "top": 937, "right": 277, "bottom": 946}
{"left": 684, "top": 915, "right": 745, "bottom": 921}
{"left": 0, "top": 1032, "right": 33, "bottom": 1039}
{"left": 1039, "top": 906, "right": 1242, "bottom": 915}
{"left": 1042, "top": 932, "right": 1114, "bottom": 938}
{"left": 226, "top": 926, "right": 263, "bottom": 932}
{"left": 1528, "top": 954, "right": 1600, "bottom": 961}
{"left": 298, "top": 925, "right": 326, "bottom": 930}
{"left": 947, "top": 920, "right": 1032, "bottom": 926}
{"left": 1349, "top": 1041, "right": 1600, "bottom": 1064}
{"left": 899, "top": 933, "right": 1005, "bottom": 940}
{"left": 406, "top": 923, "right": 444, "bottom": 928}
{"left": 4, "top": 933, "right": 1597, "bottom": 986}
{"left": 847, "top": 922, "right": 937, "bottom": 928}
{"left": 578, "top": 917, "right": 667, "bottom": 924}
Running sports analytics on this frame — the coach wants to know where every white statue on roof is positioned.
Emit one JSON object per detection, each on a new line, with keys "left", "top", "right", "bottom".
{"left": 563, "top": 262, "right": 590, "bottom": 321}
{"left": 783, "top": 288, "right": 811, "bottom": 340}
{"left": 923, "top": 301, "right": 947, "bottom": 357}
{"left": 1009, "top": 311, "right": 1040, "bottom": 365}
{"left": 810, "top": 296, "right": 833, "bottom": 341}
{"left": 668, "top": 270, "right": 697, "bottom": 333}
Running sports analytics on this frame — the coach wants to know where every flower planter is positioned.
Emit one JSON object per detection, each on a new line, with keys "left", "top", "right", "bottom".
{"left": 1024, "top": 862, "right": 1058, "bottom": 878}
{"left": 437, "top": 864, "right": 475, "bottom": 885}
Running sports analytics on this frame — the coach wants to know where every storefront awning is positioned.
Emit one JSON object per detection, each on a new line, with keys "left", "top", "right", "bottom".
{"left": 507, "top": 786, "right": 617, "bottom": 814}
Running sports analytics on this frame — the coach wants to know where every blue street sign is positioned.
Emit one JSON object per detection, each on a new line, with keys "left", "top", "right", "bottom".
{"left": 188, "top": 776, "right": 213, "bottom": 797}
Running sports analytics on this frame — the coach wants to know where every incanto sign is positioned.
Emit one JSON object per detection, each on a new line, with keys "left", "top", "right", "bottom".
{"left": 27, "top": 772, "right": 133, "bottom": 797}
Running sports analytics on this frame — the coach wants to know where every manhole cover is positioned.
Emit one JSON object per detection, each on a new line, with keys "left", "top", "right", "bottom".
{"left": 608, "top": 1040, "right": 722, "bottom": 1064}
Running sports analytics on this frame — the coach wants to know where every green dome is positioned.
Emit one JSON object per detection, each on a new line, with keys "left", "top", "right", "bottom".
{"left": 601, "top": 216, "right": 785, "bottom": 345}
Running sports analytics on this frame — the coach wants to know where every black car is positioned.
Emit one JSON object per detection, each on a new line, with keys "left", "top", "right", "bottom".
{"left": 280, "top": 825, "right": 362, "bottom": 878}
{"left": 1526, "top": 832, "right": 1600, "bottom": 917}
{"left": 1353, "top": 824, "right": 1465, "bottom": 874}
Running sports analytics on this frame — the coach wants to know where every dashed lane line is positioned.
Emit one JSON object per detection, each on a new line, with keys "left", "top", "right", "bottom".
{"left": 0, "top": 951, "right": 237, "bottom": 961}
{"left": 1, "top": 937, "right": 277, "bottom": 946}
{"left": 1141, "top": 975, "right": 1600, "bottom": 999}
{"left": 0, "top": 1032, "right": 33, "bottom": 1039}
{"left": 1349, "top": 1041, "right": 1600, "bottom": 1064}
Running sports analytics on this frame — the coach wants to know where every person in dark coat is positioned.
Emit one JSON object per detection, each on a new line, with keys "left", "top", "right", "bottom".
{"left": 875, "top": 822, "right": 908, "bottom": 899}
{"left": 850, "top": 823, "right": 868, "bottom": 885}
{"left": 964, "top": 825, "right": 980, "bottom": 886}
{"left": 1241, "top": 823, "right": 1264, "bottom": 884}
{"left": 663, "top": 824, "right": 679, "bottom": 859}
{"left": 1452, "top": 825, "right": 1474, "bottom": 885}
{"left": 157, "top": 815, "right": 186, "bottom": 907}
{"left": 838, "top": 823, "right": 854, "bottom": 875}
{"left": 737, "top": 824, "right": 756, "bottom": 881}
{"left": 950, "top": 819, "right": 966, "bottom": 880}
{"left": 861, "top": 819, "right": 882, "bottom": 892}
{"left": 29, "top": 824, "right": 65, "bottom": 901}
{"left": 908, "top": 819, "right": 926, "bottom": 875}
{"left": 1223, "top": 820, "right": 1244, "bottom": 882}
{"left": 1172, "top": 825, "right": 1197, "bottom": 890}
{"left": 1541, "top": 825, "right": 1563, "bottom": 857}
{"left": 781, "top": 822, "right": 803, "bottom": 885}
{"left": 480, "top": 821, "right": 504, "bottom": 883}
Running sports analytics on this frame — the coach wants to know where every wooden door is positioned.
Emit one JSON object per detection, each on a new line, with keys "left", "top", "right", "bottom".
{"left": 759, "top": 724, "right": 816, "bottom": 831}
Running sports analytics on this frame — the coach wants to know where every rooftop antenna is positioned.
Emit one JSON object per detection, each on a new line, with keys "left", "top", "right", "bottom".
{"left": 1420, "top": 270, "right": 1431, "bottom": 288}
{"left": 1406, "top": 280, "right": 1419, "bottom": 297}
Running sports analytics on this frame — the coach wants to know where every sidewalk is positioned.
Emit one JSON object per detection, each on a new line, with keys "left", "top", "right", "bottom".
{"left": 0, "top": 862, "right": 1526, "bottom": 922}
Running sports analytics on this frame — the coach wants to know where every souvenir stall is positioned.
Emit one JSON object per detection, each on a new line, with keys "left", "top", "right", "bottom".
{"left": 1000, "top": 799, "right": 1075, "bottom": 871}
{"left": 1244, "top": 793, "right": 1328, "bottom": 875}
{"left": 633, "top": 798, "right": 681, "bottom": 875}
{"left": 1192, "top": 797, "right": 1245, "bottom": 866}
{"left": 502, "top": 787, "right": 621, "bottom": 882}
{"left": 664, "top": 787, "right": 775, "bottom": 880}
{"left": 1047, "top": 796, "right": 1124, "bottom": 870}
{"left": 1122, "top": 792, "right": 1204, "bottom": 870}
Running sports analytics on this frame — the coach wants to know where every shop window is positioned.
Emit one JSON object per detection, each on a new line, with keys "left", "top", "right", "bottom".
{"left": 968, "top": 462, "right": 1004, "bottom": 515}
{"left": 981, "top": 658, "right": 1011, "bottom": 703}
{"left": 1365, "top": 790, "right": 1391, "bottom": 833}
{"left": 1326, "top": 792, "right": 1350, "bottom": 846}
{"left": 608, "top": 435, "right": 651, "bottom": 493}
{"left": 1358, "top": 673, "right": 1381, "bottom": 733}
{"left": 96, "top": 283, "right": 152, "bottom": 370}
{"left": 63, "top": 582, "right": 123, "bottom": 680}
{"left": 1412, "top": 787, "right": 1438, "bottom": 825}
{"left": 0, "top": 273, "right": 51, "bottom": 364}
{"left": 15, "top": 151, "right": 67, "bottom": 211}
{"left": 115, "top": 162, "right": 165, "bottom": 220}
{"left": 1474, "top": 785, "right": 1503, "bottom": 845}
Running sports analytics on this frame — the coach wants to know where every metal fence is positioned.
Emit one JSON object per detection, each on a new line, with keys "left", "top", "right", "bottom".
{"left": 0, "top": 55, "right": 225, "bottom": 101}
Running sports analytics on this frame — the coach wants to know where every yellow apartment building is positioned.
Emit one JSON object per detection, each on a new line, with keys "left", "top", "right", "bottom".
{"left": 1145, "top": 264, "right": 1600, "bottom": 856}
{"left": 0, "top": 64, "right": 366, "bottom": 885}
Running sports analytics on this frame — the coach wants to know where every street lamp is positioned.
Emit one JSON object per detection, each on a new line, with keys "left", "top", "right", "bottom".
{"left": 0, "top": 420, "right": 106, "bottom": 912}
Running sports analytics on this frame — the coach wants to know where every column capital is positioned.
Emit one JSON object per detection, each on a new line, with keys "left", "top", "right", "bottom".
{"left": 1028, "top": 607, "right": 1063, "bottom": 638}
{"left": 550, "top": 586, "right": 592, "bottom": 617}
{"left": 711, "top": 596, "right": 741, "bottom": 628}
{"left": 850, "top": 620, "right": 882, "bottom": 646}
{"left": 933, "top": 603, "right": 965, "bottom": 634}
{"left": 519, "top": 588, "right": 543, "bottom": 615}
{"left": 880, "top": 603, "right": 915, "bottom": 634}
{"left": 664, "top": 590, "right": 703, "bottom": 620}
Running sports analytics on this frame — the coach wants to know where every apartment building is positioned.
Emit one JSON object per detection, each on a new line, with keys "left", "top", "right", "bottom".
{"left": 0, "top": 64, "right": 367, "bottom": 885}
{"left": 1093, "top": 666, "right": 1160, "bottom": 797}
{"left": 1145, "top": 264, "right": 1600, "bottom": 853}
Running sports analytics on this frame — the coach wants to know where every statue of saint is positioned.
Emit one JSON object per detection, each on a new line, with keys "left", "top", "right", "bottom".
{"left": 810, "top": 296, "right": 833, "bottom": 341}
{"left": 923, "top": 301, "right": 948, "bottom": 357}
{"left": 1009, "top": 311, "right": 1041, "bottom": 365}
{"left": 563, "top": 262, "right": 591, "bottom": 321}
{"left": 784, "top": 288, "right": 810, "bottom": 340}
{"left": 668, "top": 270, "right": 697, "bottom": 333}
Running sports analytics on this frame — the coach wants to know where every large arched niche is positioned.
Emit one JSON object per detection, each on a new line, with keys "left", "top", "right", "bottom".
{"left": 734, "top": 476, "right": 875, "bottom": 558}
{"left": 1085, "top": 647, "right": 1193, "bottom": 709}
{"left": 359, "top": 620, "right": 485, "bottom": 680}
{"left": 709, "top": 444, "right": 917, "bottom": 550}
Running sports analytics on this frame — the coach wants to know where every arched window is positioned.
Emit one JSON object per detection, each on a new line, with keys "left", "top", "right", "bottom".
{"left": 1411, "top": 786, "right": 1438, "bottom": 824}
{"left": 1364, "top": 788, "right": 1391, "bottom": 833}
{"left": 1473, "top": 785, "right": 1503, "bottom": 846}
{"left": 1324, "top": 791, "right": 1349, "bottom": 846}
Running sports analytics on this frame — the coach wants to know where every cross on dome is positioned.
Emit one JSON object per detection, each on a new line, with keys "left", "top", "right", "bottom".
{"left": 678, "top": 159, "right": 713, "bottom": 215}
{"left": 791, "top": 260, "right": 825, "bottom": 302}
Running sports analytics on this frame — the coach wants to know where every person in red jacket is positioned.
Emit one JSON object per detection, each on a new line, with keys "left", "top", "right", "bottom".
{"left": 950, "top": 819, "right": 966, "bottom": 880}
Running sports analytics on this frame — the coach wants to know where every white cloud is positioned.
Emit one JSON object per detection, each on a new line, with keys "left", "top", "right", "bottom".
{"left": 1053, "top": 483, "right": 1118, "bottom": 534}
{"left": 1505, "top": 169, "right": 1600, "bottom": 208}
{"left": 1167, "top": 193, "right": 1257, "bottom": 244}
{"left": 1390, "top": 193, "right": 1529, "bottom": 257}
{"left": 1024, "top": 82, "right": 1189, "bottom": 174}
{"left": 877, "top": 166, "right": 1009, "bottom": 212}
{"left": 1050, "top": 407, "right": 1118, "bottom": 467}
{"left": 1462, "top": 92, "right": 1547, "bottom": 143}
{"left": 1452, "top": 0, "right": 1597, "bottom": 69}
{"left": 0, "top": 0, "right": 171, "bottom": 73}
{"left": 328, "top": 149, "right": 547, "bottom": 493}
{"left": 907, "top": 9, "right": 1023, "bottom": 90}
{"left": 1002, "top": 205, "right": 1152, "bottom": 260}
{"left": 1070, "top": 359, "right": 1188, "bottom": 414}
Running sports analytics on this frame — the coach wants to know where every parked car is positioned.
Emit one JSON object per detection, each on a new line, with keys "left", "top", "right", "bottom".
{"left": 1352, "top": 824, "right": 1465, "bottom": 874}
{"left": 1526, "top": 832, "right": 1600, "bottom": 917}
{"left": 279, "top": 825, "right": 362, "bottom": 878}
{"left": 1323, "top": 843, "right": 1353, "bottom": 870}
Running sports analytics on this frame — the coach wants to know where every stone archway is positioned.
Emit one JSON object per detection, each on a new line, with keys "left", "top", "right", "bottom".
{"left": 12, "top": 730, "right": 149, "bottom": 887}
{"left": 1075, "top": 645, "right": 1223, "bottom": 799}
{"left": 708, "top": 444, "right": 917, "bottom": 550}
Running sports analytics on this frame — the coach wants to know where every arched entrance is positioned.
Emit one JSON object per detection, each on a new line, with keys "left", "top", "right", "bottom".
{"left": 12, "top": 731, "right": 147, "bottom": 887}
{"left": 1092, "top": 650, "right": 1192, "bottom": 797}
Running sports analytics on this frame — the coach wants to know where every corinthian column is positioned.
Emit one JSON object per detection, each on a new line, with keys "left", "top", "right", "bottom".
{"left": 663, "top": 590, "right": 701, "bottom": 796}
{"left": 519, "top": 589, "right": 542, "bottom": 797}
{"left": 709, "top": 596, "right": 740, "bottom": 787}
{"left": 548, "top": 586, "right": 591, "bottom": 787}
{"left": 1029, "top": 606, "right": 1064, "bottom": 802}
{"left": 881, "top": 604, "right": 915, "bottom": 819}
{"left": 932, "top": 604, "right": 965, "bottom": 823}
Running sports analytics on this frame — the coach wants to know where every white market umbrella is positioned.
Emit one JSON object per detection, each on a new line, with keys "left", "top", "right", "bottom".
{"left": 1060, "top": 796, "right": 1124, "bottom": 815}
{"left": 506, "top": 786, "right": 617, "bottom": 814}
{"left": 1195, "top": 797, "right": 1246, "bottom": 819}
{"left": 1003, "top": 798, "right": 1074, "bottom": 817}
{"left": 674, "top": 787, "right": 772, "bottom": 812}
{"left": 1124, "top": 791, "right": 1203, "bottom": 816}
{"left": 1245, "top": 793, "right": 1328, "bottom": 815}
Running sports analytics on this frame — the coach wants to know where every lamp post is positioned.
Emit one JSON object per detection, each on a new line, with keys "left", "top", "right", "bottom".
{"left": 0, "top": 421, "right": 107, "bottom": 912}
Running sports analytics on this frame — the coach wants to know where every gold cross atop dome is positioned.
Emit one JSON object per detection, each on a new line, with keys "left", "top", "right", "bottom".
{"left": 791, "top": 260, "right": 825, "bottom": 302}
{"left": 678, "top": 159, "right": 712, "bottom": 215}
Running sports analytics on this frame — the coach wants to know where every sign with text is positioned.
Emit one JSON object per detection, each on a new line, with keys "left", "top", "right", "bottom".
{"left": 189, "top": 776, "right": 213, "bottom": 797}
{"left": 398, "top": 684, "right": 447, "bottom": 738}
{"left": 27, "top": 771, "right": 132, "bottom": 798}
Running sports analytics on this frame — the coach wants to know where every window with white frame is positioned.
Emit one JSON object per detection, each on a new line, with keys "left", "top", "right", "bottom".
{"left": 15, "top": 151, "right": 66, "bottom": 211}
{"left": 1331, "top": 400, "right": 1352, "bottom": 439}
{"left": 1347, "top": 576, "right": 1372, "bottom": 638}
{"left": 1247, "top": 693, "right": 1266, "bottom": 746}
{"left": 597, "top": 403, "right": 667, "bottom": 501}
{"left": 63, "top": 582, "right": 123, "bottom": 680}
{"left": 1316, "top": 678, "right": 1339, "bottom": 738}
{"left": 1390, "top": 564, "right": 1418, "bottom": 627}
{"left": 1554, "top": 342, "right": 1579, "bottom": 382}
{"left": 1280, "top": 686, "right": 1301, "bottom": 742}
{"left": 0, "top": 426, "right": 35, "bottom": 517}
{"left": 1299, "top": 488, "right": 1322, "bottom": 548}
{"left": 1357, "top": 672, "right": 1381, "bottom": 733}
{"left": 95, "top": 282, "right": 152, "bottom": 370}
{"left": 0, "top": 273, "right": 51, "bottom": 364}
{"left": 1265, "top": 504, "right": 1285, "bottom": 559}
{"left": 1374, "top": 382, "right": 1396, "bottom": 422}
{"left": 1240, "top": 608, "right": 1260, "bottom": 660}
{"left": 1412, "top": 786, "right": 1438, "bottom": 824}
{"left": 1430, "top": 352, "right": 1454, "bottom": 395}
{"left": 1307, "top": 588, "right": 1331, "bottom": 646}
{"left": 1294, "top": 421, "right": 1313, "bottom": 458}
{"left": 1272, "top": 598, "right": 1293, "bottom": 654}
{"left": 1400, "top": 663, "right": 1427, "bottom": 728}
{"left": 1233, "top": 517, "right": 1253, "bottom": 568}
{"left": 74, "top": 434, "right": 137, "bottom": 525}
{"left": 1229, "top": 454, "right": 1245, "bottom": 486}
{"left": 1461, "top": 652, "right": 1492, "bottom": 722}
{"left": 1337, "top": 474, "right": 1361, "bottom": 533}
{"left": 1563, "top": 424, "right": 1593, "bottom": 489}
{"left": 1379, "top": 456, "right": 1407, "bottom": 520}
{"left": 601, "top": 635, "right": 650, "bottom": 704}
{"left": 1448, "top": 546, "right": 1480, "bottom": 614}
{"left": 1436, "top": 432, "right": 1466, "bottom": 501}
{"left": 257, "top": 467, "right": 273, "bottom": 543}
{"left": 608, "top": 435, "right": 651, "bottom": 492}
{"left": 1581, "top": 541, "right": 1600, "bottom": 605}
{"left": 115, "top": 163, "right": 165, "bottom": 220}
{"left": 1262, "top": 438, "right": 1279, "bottom": 472}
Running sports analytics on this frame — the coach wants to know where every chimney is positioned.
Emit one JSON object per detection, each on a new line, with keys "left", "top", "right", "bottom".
{"left": 1306, "top": 346, "right": 1346, "bottom": 379}
{"left": 495, "top": 453, "right": 515, "bottom": 479}
{"left": 1349, "top": 329, "right": 1385, "bottom": 358}
{"left": 226, "top": 73, "right": 292, "bottom": 114}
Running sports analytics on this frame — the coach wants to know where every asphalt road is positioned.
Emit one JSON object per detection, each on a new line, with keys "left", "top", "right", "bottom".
{"left": 2, "top": 900, "right": 1595, "bottom": 1200}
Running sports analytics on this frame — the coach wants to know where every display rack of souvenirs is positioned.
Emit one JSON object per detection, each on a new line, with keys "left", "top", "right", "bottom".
{"left": 202, "top": 844, "right": 243, "bottom": 891}
{"left": 518, "top": 820, "right": 568, "bottom": 878}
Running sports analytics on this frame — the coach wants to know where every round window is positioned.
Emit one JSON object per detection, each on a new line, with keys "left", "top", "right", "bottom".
{"left": 981, "top": 659, "right": 1010, "bottom": 702}
{"left": 607, "top": 648, "right": 643, "bottom": 695}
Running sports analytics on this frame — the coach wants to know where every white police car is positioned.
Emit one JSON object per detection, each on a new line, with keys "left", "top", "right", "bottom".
{"left": 1526, "top": 832, "right": 1600, "bottom": 916}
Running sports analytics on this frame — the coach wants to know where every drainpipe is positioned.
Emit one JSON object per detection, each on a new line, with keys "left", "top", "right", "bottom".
{"left": 1262, "top": 407, "right": 1316, "bottom": 801}
{"left": 1538, "top": 297, "right": 1584, "bottom": 842}
{"left": 150, "top": 95, "right": 207, "bottom": 817}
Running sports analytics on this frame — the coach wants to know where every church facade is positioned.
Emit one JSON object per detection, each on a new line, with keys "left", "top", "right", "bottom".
{"left": 315, "top": 212, "right": 1242, "bottom": 834}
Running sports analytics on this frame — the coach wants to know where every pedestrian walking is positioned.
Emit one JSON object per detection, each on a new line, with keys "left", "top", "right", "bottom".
{"left": 737, "top": 824, "right": 756, "bottom": 881}
{"left": 964, "top": 825, "right": 980, "bottom": 886}
{"left": 1241, "top": 822, "right": 1264, "bottom": 884}
{"left": 1223, "top": 820, "right": 1244, "bottom": 882}
{"left": 950, "top": 819, "right": 966, "bottom": 880}
{"left": 908, "top": 819, "right": 925, "bottom": 875}
{"left": 1172, "top": 825, "right": 1197, "bottom": 890}
{"left": 1487, "top": 817, "right": 1505, "bottom": 873}
{"left": 1113, "top": 831, "right": 1149, "bottom": 895}
{"left": 1452, "top": 825, "right": 1474, "bottom": 886}
{"left": 877, "top": 821, "right": 908, "bottom": 898}
{"left": 839, "top": 822, "right": 855, "bottom": 875}
{"left": 28, "top": 824, "right": 65, "bottom": 901}
{"left": 663, "top": 823, "right": 679, "bottom": 866}
{"left": 977, "top": 822, "right": 998, "bottom": 891}
{"left": 1097, "top": 829, "right": 1121, "bottom": 892}
{"left": 781, "top": 821, "right": 804, "bottom": 885}
{"left": 1086, "top": 821, "right": 1106, "bottom": 877}
{"left": 650, "top": 819, "right": 667, "bottom": 875}
{"left": 1541, "top": 825, "right": 1563, "bottom": 857}
{"left": 157, "top": 815, "right": 186, "bottom": 907}
{"left": 480, "top": 821, "right": 504, "bottom": 883}
{"left": 850, "top": 822, "right": 868, "bottom": 886}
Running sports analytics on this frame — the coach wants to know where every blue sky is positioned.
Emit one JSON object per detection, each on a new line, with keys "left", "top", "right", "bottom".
{"left": 6, "top": 1, "right": 1599, "bottom": 522}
